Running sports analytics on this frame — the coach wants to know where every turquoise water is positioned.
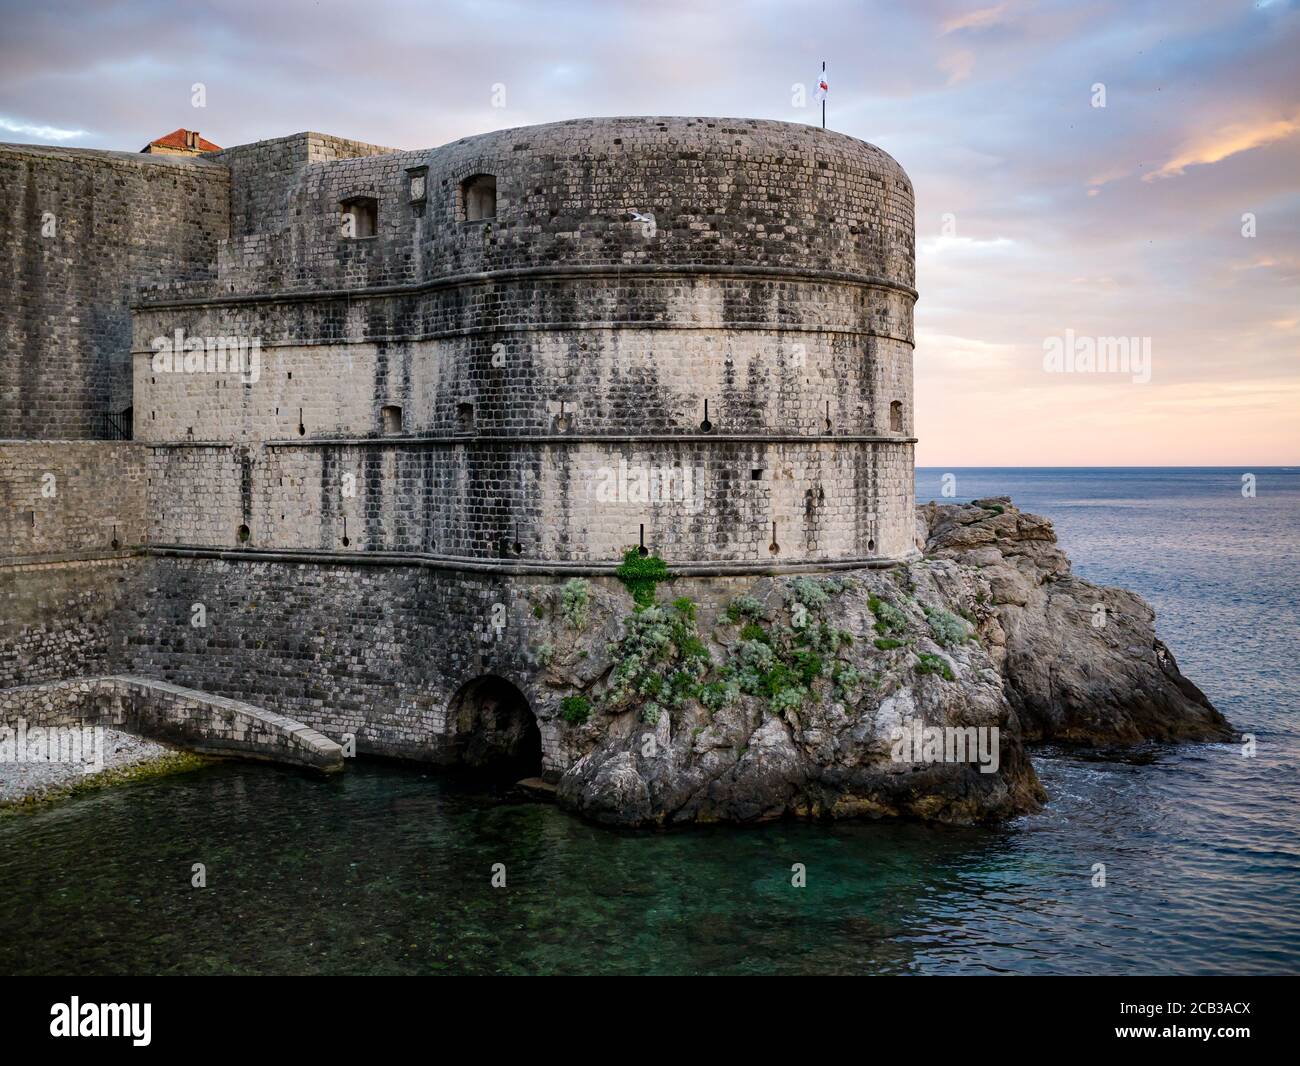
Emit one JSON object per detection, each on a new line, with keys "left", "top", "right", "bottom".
{"left": 1, "top": 468, "right": 1297, "bottom": 975}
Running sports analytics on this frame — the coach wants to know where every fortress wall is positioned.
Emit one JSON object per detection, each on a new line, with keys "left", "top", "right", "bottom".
{"left": 419, "top": 118, "right": 914, "bottom": 280}
{"left": 118, "top": 556, "right": 780, "bottom": 771}
{"left": 0, "top": 119, "right": 922, "bottom": 761}
{"left": 0, "top": 441, "right": 146, "bottom": 558}
{"left": 121, "top": 556, "right": 552, "bottom": 765}
{"left": 0, "top": 145, "right": 228, "bottom": 439}
{"left": 0, "top": 558, "right": 138, "bottom": 686}
{"left": 133, "top": 275, "right": 914, "bottom": 360}
{"left": 0, "top": 440, "right": 147, "bottom": 688}
{"left": 196, "top": 118, "right": 913, "bottom": 299}
{"left": 131, "top": 316, "right": 914, "bottom": 442}
{"left": 126, "top": 117, "right": 917, "bottom": 568}
{"left": 213, "top": 132, "right": 400, "bottom": 242}
{"left": 144, "top": 445, "right": 248, "bottom": 547}
{"left": 142, "top": 438, "right": 915, "bottom": 563}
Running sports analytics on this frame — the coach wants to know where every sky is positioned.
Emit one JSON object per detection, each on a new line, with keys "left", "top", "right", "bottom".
{"left": 1, "top": 0, "right": 1296, "bottom": 465}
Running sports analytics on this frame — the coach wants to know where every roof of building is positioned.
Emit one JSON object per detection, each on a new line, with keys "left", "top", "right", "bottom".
{"left": 142, "top": 128, "right": 222, "bottom": 153}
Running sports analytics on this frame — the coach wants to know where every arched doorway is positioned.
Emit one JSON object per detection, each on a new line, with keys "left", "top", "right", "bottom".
{"left": 447, "top": 675, "right": 541, "bottom": 780}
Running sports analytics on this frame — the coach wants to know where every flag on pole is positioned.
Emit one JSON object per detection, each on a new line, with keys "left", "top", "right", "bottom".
{"left": 815, "top": 68, "right": 829, "bottom": 101}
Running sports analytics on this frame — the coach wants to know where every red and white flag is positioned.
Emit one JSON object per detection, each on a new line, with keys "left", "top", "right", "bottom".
{"left": 815, "top": 68, "right": 829, "bottom": 101}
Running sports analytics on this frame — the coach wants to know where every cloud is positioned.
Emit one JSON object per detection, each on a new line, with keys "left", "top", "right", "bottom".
{"left": 0, "top": 0, "right": 1293, "bottom": 462}
{"left": 940, "top": 4, "right": 1010, "bottom": 35}
{"left": 1146, "top": 114, "right": 1300, "bottom": 181}
{"left": 0, "top": 116, "right": 88, "bottom": 141}
{"left": 938, "top": 49, "right": 976, "bottom": 85}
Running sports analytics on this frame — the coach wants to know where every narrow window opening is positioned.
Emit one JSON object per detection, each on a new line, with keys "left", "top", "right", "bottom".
{"left": 890, "top": 400, "right": 904, "bottom": 433}
{"left": 237, "top": 524, "right": 251, "bottom": 544}
{"left": 457, "top": 402, "right": 475, "bottom": 432}
{"left": 461, "top": 174, "right": 497, "bottom": 221}
{"left": 751, "top": 468, "right": 763, "bottom": 481}
{"left": 339, "top": 196, "right": 378, "bottom": 238}
{"left": 381, "top": 404, "right": 403, "bottom": 434}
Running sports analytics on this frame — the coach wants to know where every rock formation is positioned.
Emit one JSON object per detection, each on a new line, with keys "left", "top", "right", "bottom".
{"left": 540, "top": 499, "right": 1230, "bottom": 826}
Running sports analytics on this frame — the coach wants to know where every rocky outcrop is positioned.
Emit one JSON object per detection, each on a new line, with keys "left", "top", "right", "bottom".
{"left": 920, "top": 498, "right": 1231, "bottom": 745}
{"left": 534, "top": 499, "right": 1228, "bottom": 827}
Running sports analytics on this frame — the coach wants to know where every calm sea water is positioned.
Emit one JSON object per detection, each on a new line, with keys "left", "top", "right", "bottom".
{"left": 1, "top": 468, "right": 1297, "bottom": 975}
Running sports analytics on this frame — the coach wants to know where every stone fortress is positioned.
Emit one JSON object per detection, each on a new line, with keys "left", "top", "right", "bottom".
{"left": 1, "top": 116, "right": 922, "bottom": 785}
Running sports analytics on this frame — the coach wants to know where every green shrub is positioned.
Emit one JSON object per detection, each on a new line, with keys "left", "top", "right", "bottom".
{"left": 537, "top": 642, "right": 555, "bottom": 665}
{"left": 869, "top": 595, "right": 909, "bottom": 636}
{"left": 798, "top": 620, "right": 852, "bottom": 655}
{"left": 832, "top": 663, "right": 863, "bottom": 700}
{"left": 769, "top": 685, "right": 807, "bottom": 715}
{"left": 605, "top": 601, "right": 710, "bottom": 716}
{"left": 615, "top": 549, "right": 670, "bottom": 609}
{"left": 733, "top": 638, "right": 776, "bottom": 686}
{"left": 560, "top": 695, "right": 591, "bottom": 724}
{"left": 874, "top": 637, "right": 904, "bottom": 651}
{"left": 739, "top": 621, "right": 770, "bottom": 644}
{"left": 783, "top": 576, "right": 832, "bottom": 611}
{"left": 793, "top": 649, "right": 823, "bottom": 685}
{"left": 560, "top": 578, "right": 591, "bottom": 630}
{"left": 699, "top": 679, "right": 740, "bottom": 711}
{"left": 724, "top": 595, "right": 765, "bottom": 623}
{"left": 926, "top": 607, "right": 970, "bottom": 647}
{"left": 915, "top": 653, "right": 956, "bottom": 681}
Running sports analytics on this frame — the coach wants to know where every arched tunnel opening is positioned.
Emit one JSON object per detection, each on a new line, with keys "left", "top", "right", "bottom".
{"left": 447, "top": 676, "right": 542, "bottom": 782}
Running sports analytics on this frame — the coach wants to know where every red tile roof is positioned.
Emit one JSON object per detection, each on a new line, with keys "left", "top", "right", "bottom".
{"left": 142, "top": 128, "right": 222, "bottom": 152}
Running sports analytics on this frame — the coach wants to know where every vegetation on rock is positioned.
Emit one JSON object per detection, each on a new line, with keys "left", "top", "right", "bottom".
{"left": 614, "top": 549, "right": 670, "bottom": 609}
{"left": 915, "top": 652, "right": 957, "bottom": 681}
{"left": 560, "top": 694, "right": 592, "bottom": 724}
{"left": 560, "top": 578, "right": 591, "bottom": 630}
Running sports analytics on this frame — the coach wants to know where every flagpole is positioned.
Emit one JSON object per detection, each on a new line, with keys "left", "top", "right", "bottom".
{"left": 821, "top": 60, "right": 826, "bottom": 129}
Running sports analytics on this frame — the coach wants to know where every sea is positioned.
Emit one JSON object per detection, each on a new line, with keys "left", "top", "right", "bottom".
{"left": 1, "top": 467, "right": 1296, "bottom": 975}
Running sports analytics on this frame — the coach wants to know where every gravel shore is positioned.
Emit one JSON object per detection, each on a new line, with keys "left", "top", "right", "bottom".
{"left": 0, "top": 729, "right": 179, "bottom": 807}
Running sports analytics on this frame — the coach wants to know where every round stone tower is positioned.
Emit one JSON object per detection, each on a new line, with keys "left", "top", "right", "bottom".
{"left": 410, "top": 116, "right": 918, "bottom": 569}
{"left": 133, "top": 117, "right": 917, "bottom": 571}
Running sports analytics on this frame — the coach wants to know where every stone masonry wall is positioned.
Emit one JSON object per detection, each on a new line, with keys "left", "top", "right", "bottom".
{"left": 0, "top": 441, "right": 146, "bottom": 558}
{"left": 131, "top": 318, "right": 914, "bottom": 441}
{"left": 0, "top": 144, "right": 228, "bottom": 439}
{"left": 0, "top": 441, "right": 147, "bottom": 688}
{"left": 0, "top": 675, "right": 343, "bottom": 771}
{"left": 117, "top": 555, "right": 767, "bottom": 776}
{"left": 127, "top": 117, "right": 917, "bottom": 570}
{"left": 142, "top": 438, "right": 916, "bottom": 563}
{"left": 166, "top": 118, "right": 913, "bottom": 299}
{"left": 211, "top": 131, "right": 397, "bottom": 243}
{"left": 0, "top": 558, "right": 137, "bottom": 687}
{"left": 0, "top": 118, "right": 921, "bottom": 777}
